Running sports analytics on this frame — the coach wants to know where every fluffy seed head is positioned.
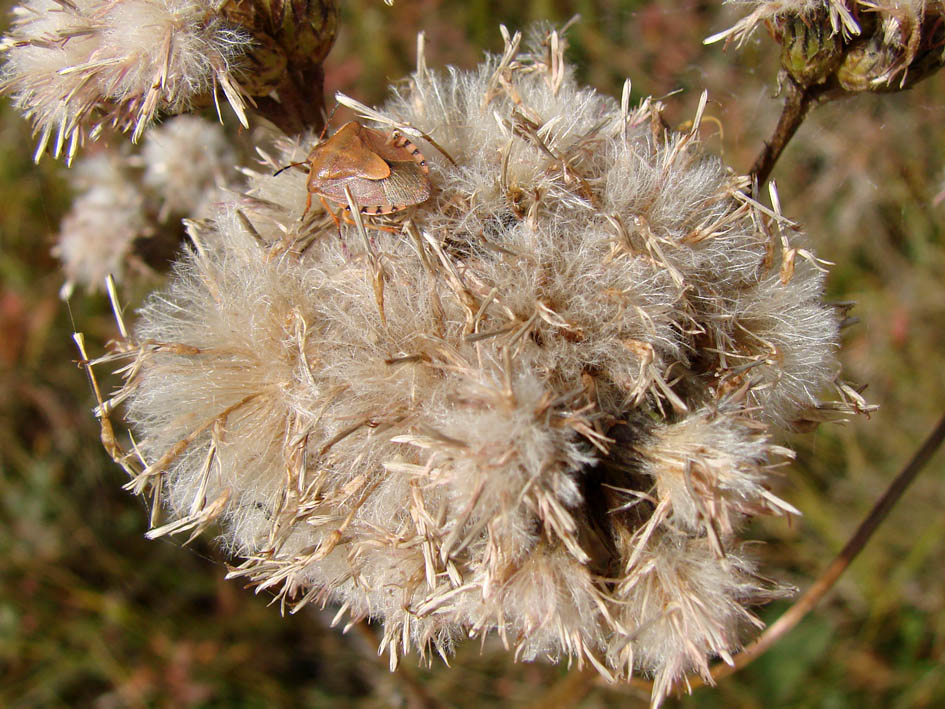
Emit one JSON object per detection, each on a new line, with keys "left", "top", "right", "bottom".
{"left": 54, "top": 151, "right": 147, "bottom": 297}
{"left": 0, "top": 0, "right": 252, "bottom": 163}
{"left": 141, "top": 115, "right": 236, "bottom": 219}
{"left": 98, "top": 27, "right": 858, "bottom": 706}
{"left": 52, "top": 115, "right": 237, "bottom": 296}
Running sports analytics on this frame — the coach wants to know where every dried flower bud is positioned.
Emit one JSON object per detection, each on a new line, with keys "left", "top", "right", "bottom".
{"left": 777, "top": 13, "right": 844, "bottom": 86}
{"left": 95, "top": 27, "right": 861, "bottom": 706}
{"left": 835, "top": 11, "right": 945, "bottom": 92}
{"left": 221, "top": 0, "right": 337, "bottom": 68}
{"left": 219, "top": 0, "right": 338, "bottom": 131}
{"left": 711, "top": 1, "right": 945, "bottom": 94}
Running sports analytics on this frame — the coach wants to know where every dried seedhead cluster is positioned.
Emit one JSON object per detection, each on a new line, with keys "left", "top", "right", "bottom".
{"left": 54, "top": 115, "right": 236, "bottom": 297}
{"left": 90, "top": 28, "right": 859, "bottom": 705}
{"left": 0, "top": 0, "right": 252, "bottom": 162}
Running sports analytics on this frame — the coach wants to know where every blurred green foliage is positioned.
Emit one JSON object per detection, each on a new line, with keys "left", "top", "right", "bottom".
{"left": 1, "top": 1, "right": 943, "bottom": 706}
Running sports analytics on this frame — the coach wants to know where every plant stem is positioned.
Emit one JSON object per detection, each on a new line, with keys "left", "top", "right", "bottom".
{"left": 750, "top": 80, "right": 826, "bottom": 188}
{"left": 253, "top": 65, "right": 327, "bottom": 136}
{"left": 352, "top": 621, "right": 444, "bottom": 709}
{"left": 526, "top": 666, "right": 603, "bottom": 709}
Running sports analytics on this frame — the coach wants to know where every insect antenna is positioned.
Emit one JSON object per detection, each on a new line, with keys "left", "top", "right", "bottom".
{"left": 272, "top": 161, "right": 309, "bottom": 178}
{"left": 320, "top": 103, "right": 339, "bottom": 140}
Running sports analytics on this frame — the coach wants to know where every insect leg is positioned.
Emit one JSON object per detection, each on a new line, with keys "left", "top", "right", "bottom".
{"left": 302, "top": 191, "right": 314, "bottom": 220}
{"left": 320, "top": 196, "right": 343, "bottom": 231}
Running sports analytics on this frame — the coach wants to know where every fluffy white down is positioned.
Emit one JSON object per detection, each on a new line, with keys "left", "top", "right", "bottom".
{"left": 1, "top": 0, "right": 251, "bottom": 160}
{"left": 114, "top": 30, "right": 847, "bottom": 706}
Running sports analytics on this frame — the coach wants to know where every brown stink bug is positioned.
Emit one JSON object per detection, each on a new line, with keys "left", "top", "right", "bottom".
{"left": 302, "top": 121, "right": 432, "bottom": 217}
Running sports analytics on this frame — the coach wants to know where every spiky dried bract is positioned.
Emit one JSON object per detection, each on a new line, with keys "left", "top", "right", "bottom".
{"left": 105, "top": 29, "right": 854, "bottom": 706}
{"left": 0, "top": 0, "right": 252, "bottom": 164}
{"left": 54, "top": 152, "right": 147, "bottom": 297}
{"left": 711, "top": 1, "right": 945, "bottom": 92}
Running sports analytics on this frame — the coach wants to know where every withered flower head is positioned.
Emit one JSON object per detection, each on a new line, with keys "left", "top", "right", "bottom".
{"left": 53, "top": 115, "right": 237, "bottom": 296}
{"left": 0, "top": 0, "right": 253, "bottom": 163}
{"left": 54, "top": 150, "right": 147, "bottom": 298}
{"left": 218, "top": 0, "right": 338, "bottom": 95}
{"left": 97, "top": 27, "right": 858, "bottom": 706}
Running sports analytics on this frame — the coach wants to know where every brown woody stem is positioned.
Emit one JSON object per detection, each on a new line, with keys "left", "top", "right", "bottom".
{"left": 750, "top": 80, "right": 826, "bottom": 188}
{"left": 526, "top": 666, "right": 601, "bottom": 709}
{"left": 351, "top": 621, "right": 444, "bottom": 709}
{"left": 253, "top": 65, "right": 326, "bottom": 137}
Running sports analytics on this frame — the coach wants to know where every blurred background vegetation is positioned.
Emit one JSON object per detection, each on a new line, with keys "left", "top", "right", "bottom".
{"left": 1, "top": 1, "right": 943, "bottom": 706}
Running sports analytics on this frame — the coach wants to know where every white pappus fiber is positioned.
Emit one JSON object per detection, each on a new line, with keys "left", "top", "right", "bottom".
{"left": 141, "top": 115, "right": 236, "bottom": 220}
{"left": 51, "top": 114, "right": 238, "bottom": 296}
{"left": 103, "top": 28, "right": 855, "bottom": 707}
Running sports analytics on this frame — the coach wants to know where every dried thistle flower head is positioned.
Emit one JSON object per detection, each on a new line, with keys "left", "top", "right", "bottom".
{"left": 0, "top": 0, "right": 253, "bottom": 163}
{"left": 140, "top": 115, "right": 236, "bottom": 220}
{"left": 218, "top": 0, "right": 338, "bottom": 95}
{"left": 54, "top": 151, "right": 147, "bottom": 298}
{"left": 710, "top": 0, "right": 945, "bottom": 93}
{"left": 54, "top": 115, "right": 238, "bottom": 296}
{"left": 96, "top": 27, "right": 860, "bottom": 706}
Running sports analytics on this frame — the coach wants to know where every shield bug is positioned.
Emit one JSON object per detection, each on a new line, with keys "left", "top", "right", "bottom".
{"left": 303, "top": 121, "right": 432, "bottom": 217}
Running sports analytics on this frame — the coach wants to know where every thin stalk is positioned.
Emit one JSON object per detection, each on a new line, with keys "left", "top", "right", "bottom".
{"left": 525, "top": 666, "right": 603, "bottom": 709}
{"left": 351, "top": 621, "right": 444, "bottom": 709}
{"left": 750, "top": 80, "right": 827, "bottom": 188}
